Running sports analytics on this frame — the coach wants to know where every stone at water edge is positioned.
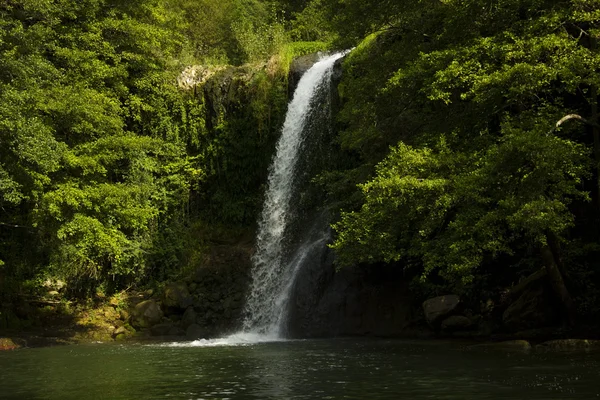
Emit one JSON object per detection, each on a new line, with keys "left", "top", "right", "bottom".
{"left": 536, "top": 339, "right": 600, "bottom": 352}
{"left": 132, "top": 299, "right": 163, "bottom": 328}
{"left": 422, "top": 295, "right": 461, "bottom": 328}
{"left": 113, "top": 325, "right": 128, "bottom": 337}
{"left": 441, "top": 315, "right": 473, "bottom": 332}
{"left": 0, "top": 337, "right": 25, "bottom": 350}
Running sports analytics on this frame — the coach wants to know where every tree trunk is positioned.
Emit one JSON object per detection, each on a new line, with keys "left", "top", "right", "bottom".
{"left": 591, "top": 36, "right": 600, "bottom": 211}
{"left": 591, "top": 85, "right": 600, "bottom": 211}
{"left": 540, "top": 237, "right": 576, "bottom": 327}
{"left": 546, "top": 229, "right": 573, "bottom": 287}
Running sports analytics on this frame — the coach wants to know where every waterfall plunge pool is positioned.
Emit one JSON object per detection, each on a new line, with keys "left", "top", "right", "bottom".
{"left": 1, "top": 338, "right": 599, "bottom": 399}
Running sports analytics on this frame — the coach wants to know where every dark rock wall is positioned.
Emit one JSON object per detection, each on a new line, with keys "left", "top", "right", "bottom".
{"left": 190, "top": 244, "right": 253, "bottom": 335}
{"left": 288, "top": 262, "right": 415, "bottom": 337}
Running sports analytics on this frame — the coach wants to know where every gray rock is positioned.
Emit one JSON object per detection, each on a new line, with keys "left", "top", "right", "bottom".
{"left": 132, "top": 300, "right": 163, "bottom": 328}
{"left": 185, "top": 324, "right": 207, "bottom": 340}
{"left": 163, "top": 282, "right": 193, "bottom": 311}
{"left": 422, "top": 295, "right": 461, "bottom": 327}
{"left": 441, "top": 315, "right": 472, "bottom": 332}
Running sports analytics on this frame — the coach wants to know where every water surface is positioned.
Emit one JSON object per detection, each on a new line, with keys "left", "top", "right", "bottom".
{"left": 1, "top": 339, "right": 599, "bottom": 399}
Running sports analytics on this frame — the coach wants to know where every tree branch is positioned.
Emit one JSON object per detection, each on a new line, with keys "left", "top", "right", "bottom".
{"left": 0, "top": 222, "right": 30, "bottom": 229}
{"left": 554, "top": 114, "right": 600, "bottom": 130}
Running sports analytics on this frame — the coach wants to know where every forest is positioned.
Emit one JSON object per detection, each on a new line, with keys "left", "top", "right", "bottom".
{"left": 2, "top": 0, "right": 600, "bottom": 335}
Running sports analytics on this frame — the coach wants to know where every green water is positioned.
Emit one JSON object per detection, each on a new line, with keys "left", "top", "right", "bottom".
{"left": 1, "top": 339, "right": 599, "bottom": 399}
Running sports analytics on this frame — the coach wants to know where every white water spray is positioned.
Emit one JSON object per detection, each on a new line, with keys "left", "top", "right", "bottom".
{"left": 237, "top": 52, "right": 345, "bottom": 339}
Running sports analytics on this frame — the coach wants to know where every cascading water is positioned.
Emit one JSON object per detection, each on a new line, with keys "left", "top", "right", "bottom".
{"left": 239, "top": 52, "right": 346, "bottom": 339}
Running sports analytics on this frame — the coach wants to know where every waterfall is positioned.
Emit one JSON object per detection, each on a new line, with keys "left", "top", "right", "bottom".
{"left": 240, "top": 52, "right": 346, "bottom": 339}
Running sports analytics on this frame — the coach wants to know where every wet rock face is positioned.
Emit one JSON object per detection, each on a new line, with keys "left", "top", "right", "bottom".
{"left": 287, "top": 263, "right": 415, "bottom": 338}
{"left": 288, "top": 53, "right": 321, "bottom": 95}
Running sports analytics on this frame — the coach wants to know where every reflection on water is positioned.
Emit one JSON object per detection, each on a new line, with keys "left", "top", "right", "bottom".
{"left": 1, "top": 339, "right": 600, "bottom": 399}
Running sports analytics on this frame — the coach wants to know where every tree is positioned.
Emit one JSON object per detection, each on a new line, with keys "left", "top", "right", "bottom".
{"left": 326, "top": 0, "right": 600, "bottom": 321}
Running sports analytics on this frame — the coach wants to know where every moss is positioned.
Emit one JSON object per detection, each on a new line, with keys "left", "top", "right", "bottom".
{"left": 270, "top": 41, "right": 330, "bottom": 78}
{"left": 0, "top": 337, "right": 23, "bottom": 350}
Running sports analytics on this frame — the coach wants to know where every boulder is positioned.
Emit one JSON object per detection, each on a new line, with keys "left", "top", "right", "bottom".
{"left": 536, "top": 339, "right": 600, "bottom": 352}
{"left": 422, "top": 295, "right": 461, "bottom": 328}
{"left": 441, "top": 315, "right": 473, "bottom": 332}
{"left": 163, "top": 282, "right": 193, "bottom": 311}
{"left": 132, "top": 300, "right": 163, "bottom": 328}
{"left": 185, "top": 324, "right": 208, "bottom": 340}
{"left": 113, "top": 326, "right": 128, "bottom": 337}
{"left": 0, "top": 338, "right": 25, "bottom": 351}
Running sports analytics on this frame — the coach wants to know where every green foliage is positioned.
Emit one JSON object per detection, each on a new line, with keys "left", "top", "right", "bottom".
{"left": 0, "top": 0, "right": 302, "bottom": 298}
{"left": 326, "top": 0, "right": 600, "bottom": 297}
{"left": 0, "top": 0, "right": 201, "bottom": 293}
{"left": 289, "top": 0, "right": 335, "bottom": 42}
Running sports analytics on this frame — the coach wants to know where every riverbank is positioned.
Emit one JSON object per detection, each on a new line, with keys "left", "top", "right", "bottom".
{"left": 3, "top": 294, "right": 600, "bottom": 352}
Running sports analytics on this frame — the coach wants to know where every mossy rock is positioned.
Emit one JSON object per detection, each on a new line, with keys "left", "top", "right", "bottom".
{"left": 0, "top": 337, "right": 25, "bottom": 350}
{"left": 132, "top": 300, "right": 163, "bottom": 328}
